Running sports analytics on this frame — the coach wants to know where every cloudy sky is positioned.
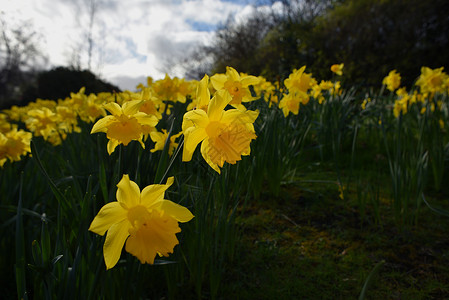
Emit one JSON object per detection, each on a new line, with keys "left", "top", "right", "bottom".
{"left": 2, "top": 0, "right": 272, "bottom": 91}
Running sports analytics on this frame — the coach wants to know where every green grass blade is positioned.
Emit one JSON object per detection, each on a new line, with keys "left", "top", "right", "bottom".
{"left": 30, "top": 140, "right": 69, "bottom": 210}
{"left": 15, "top": 172, "right": 28, "bottom": 300}
{"left": 155, "top": 119, "right": 175, "bottom": 184}
{"left": 359, "top": 260, "right": 385, "bottom": 300}
{"left": 422, "top": 193, "right": 449, "bottom": 217}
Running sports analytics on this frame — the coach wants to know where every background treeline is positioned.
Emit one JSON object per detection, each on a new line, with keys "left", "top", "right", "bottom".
{"left": 0, "top": 65, "right": 120, "bottom": 110}
{"left": 0, "top": 12, "right": 119, "bottom": 110}
{"left": 184, "top": 0, "right": 449, "bottom": 87}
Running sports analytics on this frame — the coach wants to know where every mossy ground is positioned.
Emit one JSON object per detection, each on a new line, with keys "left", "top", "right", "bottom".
{"left": 221, "top": 166, "right": 449, "bottom": 300}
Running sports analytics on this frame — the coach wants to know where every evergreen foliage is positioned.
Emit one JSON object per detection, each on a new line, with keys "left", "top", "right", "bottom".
{"left": 190, "top": 0, "right": 449, "bottom": 87}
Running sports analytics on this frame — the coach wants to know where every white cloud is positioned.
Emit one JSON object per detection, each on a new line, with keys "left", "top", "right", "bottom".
{"left": 2, "top": 0, "right": 258, "bottom": 91}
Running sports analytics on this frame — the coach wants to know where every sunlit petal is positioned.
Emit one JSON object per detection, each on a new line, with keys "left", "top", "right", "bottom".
{"left": 88, "top": 202, "right": 127, "bottom": 236}
{"left": 208, "top": 90, "right": 232, "bottom": 121}
{"left": 141, "top": 177, "right": 174, "bottom": 208}
{"left": 182, "top": 127, "right": 207, "bottom": 161}
{"left": 183, "top": 109, "right": 209, "bottom": 128}
{"left": 91, "top": 116, "right": 115, "bottom": 134}
{"left": 210, "top": 74, "right": 227, "bottom": 90}
{"left": 200, "top": 138, "right": 220, "bottom": 173}
{"left": 116, "top": 174, "right": 141, "bottom": 208}
{"left": 103, "top": 102, "right": 122, "bottom": 116}
{"left": 241, "top": 75, "right": 260, "bottom": 87}
{"left": 160, "top": 200, "right": 194, "bottom": 222}
{"left": 103, "top": 219, "right": 131, "bottom": 269}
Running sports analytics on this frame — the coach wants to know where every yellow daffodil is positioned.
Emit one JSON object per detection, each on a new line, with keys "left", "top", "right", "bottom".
{"left": 210, "top": 66, "right": 260, "bottom": 107}
{"left": 278, "top": 92, "right": 310, "bottom": 117}
{"left": 55, "top": 105, "right": 82, "bottom": 134}
{"left": 91, "top": 100, "right": 159, "bottom": 154}
{"left": 393, "top": 96, "right": 409, "bottom": 118}
{"left": 25, "top": 107, "right": 65, "bottom": 145}
{"left": 0, "top": 113, "right": 13, "bottom": 133}
{"left": 252, "top": 76, "right": 278, "bottom": 107}
{"left": 152, "top": 74, "right": 195, "bottom": 103}
{"left": 310, "top": 84, "right": 325, "bottom": 104}
{"left": 338, "top": 183, "right": 345, "bottom": 200}
{"left": 361, "top": 98, "right": 371, "bottom": 110}
{"left": 382, "top": 70, "right": 401, "bottom": 92}
{"left": 284, "top": 66, "right": 314, "bottom": 96}
{"left": 68, "top": 87, "right": 88, "bottom": 111}
{"left": 3, "top": 105, "right": 26, "bottom": 123}
{"left": 182, "top": 90, "right": 258, "bottom": 173}
{"left": 89, "top": 175, "right": 194, "bottom": 269}
{"left": 416, "top": 66, "right": 448, "bottom": 95}
{"left": 319, "top": 80, "right": 334, "bottom": 91}
{"left": 187, "top": 74, "right": 211, "bottom": 111}
{"left": 0, "top": 128, "right": 32, "bottom": 167}
{"left": 330, "top": 81, "right": 342, "bottom": 96}
{"left": 330, "top": 63, "right": 344, "bottom": 76}
{"left": 138, "top": 87, "right": 164, "bottom": 120}
{"left": 150, "top": 129, "right": 182, "bottom": 156}
{"left": 136, "top": 76, "right": 154, "bottom": 90}
{"left": 77, "top": 94, "right": 107, "bottom": 123}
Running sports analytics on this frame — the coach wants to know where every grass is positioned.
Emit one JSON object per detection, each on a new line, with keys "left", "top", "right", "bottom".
{"left": 221, "top": 165, "right": 449, "bottom": 299}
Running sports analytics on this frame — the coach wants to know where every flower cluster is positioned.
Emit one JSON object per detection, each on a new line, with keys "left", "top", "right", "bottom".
{"left": 3, "top": 63, "right": 448, "bottom": 272}
{"left": 182, "top": 72, "right": 259, "bottom": 173}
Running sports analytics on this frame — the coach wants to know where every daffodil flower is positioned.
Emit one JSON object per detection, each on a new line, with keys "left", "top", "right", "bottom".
{"left": 210, "top": 66, "right": 260, "bottom": 107}
{"left": 152, "top": 74, "right": 195, "bottom": 103}
{"left": 90, "top": 100, "right": 159, "bottom": 154}
{"left": 382, "top": 70, "right": 401, "bottom": 92}
{"left": 416, "top": 66, "right": 448, "bottom": 95}
{"left": 330, "top": 63, "right": 344, "bottom": 76}
{"left": 182, "top": 89, "right": 258, "bottom": 173}
{"left": 150, "top": 129, "right": 182, "bottom": 156}
{"left": 279, "top": 92, "right": 309, "bottom": 117}
{"left": 284, "top": 66, "right": 314, "bottom": 97}
{"left": 89, "top": 175, "right": 194, "bottom": 269}
{"left": 0, "top": 128, "right": 32, "bottom": 167}
{"left": 187, "top": 74, "right": 211, "bottom": 111}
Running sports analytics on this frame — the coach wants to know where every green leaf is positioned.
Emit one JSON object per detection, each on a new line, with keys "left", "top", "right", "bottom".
{"left": 30, "top": 140, "right": 69, "bottom": 211}
{"left": 15, "top": 172, "right": 28, "bottom": 300}
{"left": 359, "top": 260, "right": 385, "bottom": 300}
{"left": 422, "top": 193, "right": 449, "bottom": 217}
{"left": 155, "top": 119, "right": 175, "bottom": 184}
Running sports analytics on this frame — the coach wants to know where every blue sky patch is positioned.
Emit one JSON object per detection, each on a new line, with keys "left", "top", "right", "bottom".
{"left": 186, "top": 20, "right": 217, "bottom": 32}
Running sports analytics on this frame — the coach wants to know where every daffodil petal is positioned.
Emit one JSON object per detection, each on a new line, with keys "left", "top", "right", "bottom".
{"left": 122, "top": 100, "right": 143, "bottom": 115}
{"left": 241, "top": 75, "right": 260, "bottom": 87}
{"left": 197, "top": 74, "right": 211, "bottom": 108}
{"left": 221, "top": 109, "right": 259, "bottom": 125}
{"left": 150, "top": 131, "right": 165, "bottom": 143}
{"left": 141, "top": 177, "right": 174, "bottom": 208}
{"left": 103, "top": 219, "right": 130, "bottom": 270}
{"left": 226, "top": 66, "right": 240, "bottom": 81}
{"left": 91, "top": 115, "right": 115, "bottom": 134}
{"left": 88, "top": 202, "right": 127, "bottom": 236}
{"left": 160, "top": 200, "right": 194, "bottom": 222}
{"left": 210, "top": 74, "right": 227, "bottom": 90}
{"left": 182, "top": 127, "right": 207, "bottom": 162}
{"left": 116, "top": 174, "right": 141, "bottom": 208}
{"left": 182, "top": 117, "right": 195, "bottom": 132}
{"left": 200, "top": 138, "right": 220, "bottom": 173}
{"left": 183, "top": 109, "right": 209, "bottom": 128}
{"left": 134, "top": 113, "right": 159, "bottom": 127}
{"left": 107, "top": 139, "right": 120, "bottom": 155}
{"left": 103, "top": 102, "right": 122, "bottom": 116}
{"left": 208, "top": 90, "right": 232, "bottom": 121}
